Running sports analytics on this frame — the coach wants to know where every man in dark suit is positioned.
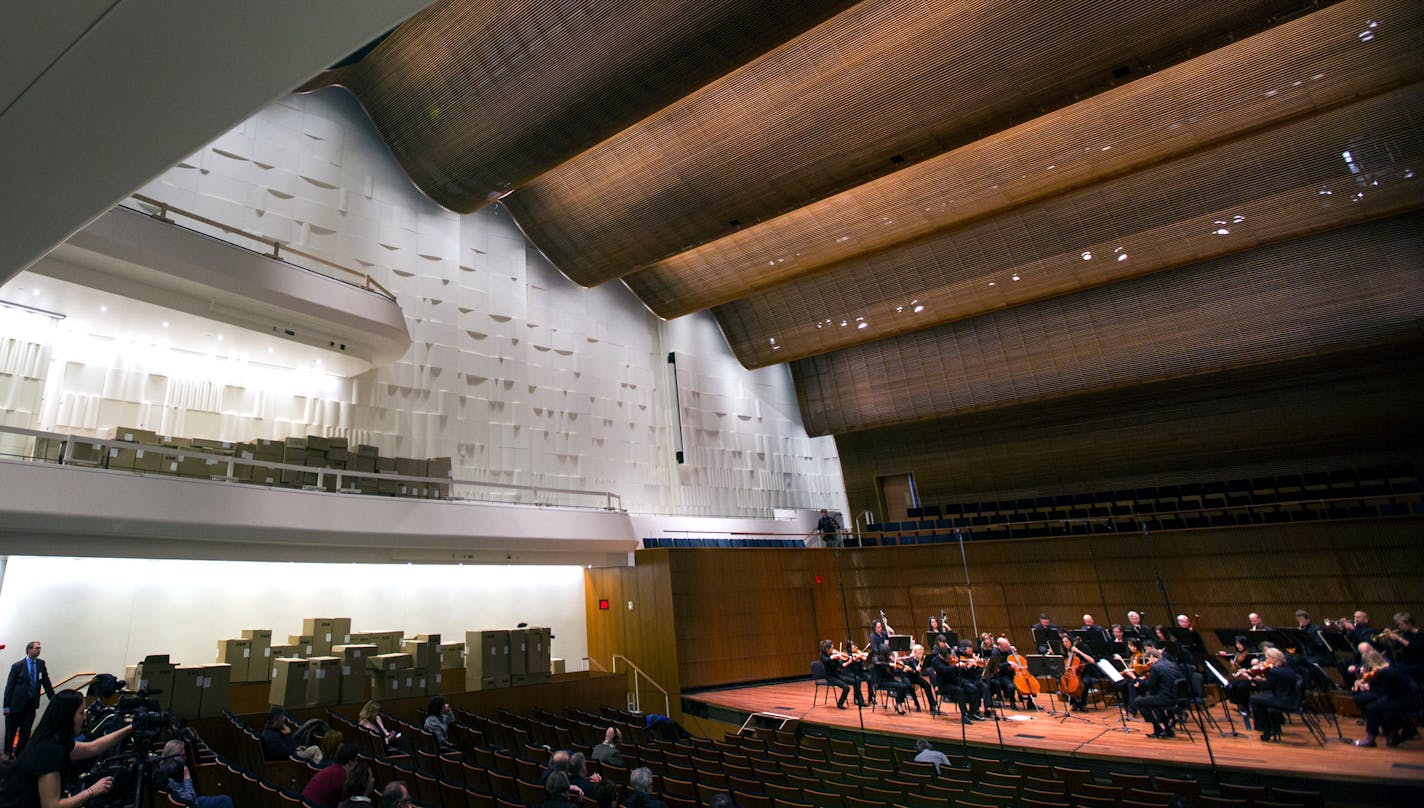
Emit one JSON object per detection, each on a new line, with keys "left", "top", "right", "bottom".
{"left": 4, "top": 640, "right": 56, "bottom": 757}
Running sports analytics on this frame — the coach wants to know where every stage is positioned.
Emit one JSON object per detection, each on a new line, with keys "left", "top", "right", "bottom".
{"left": 683, "top": 680, "right": 1424, "bottom": 802}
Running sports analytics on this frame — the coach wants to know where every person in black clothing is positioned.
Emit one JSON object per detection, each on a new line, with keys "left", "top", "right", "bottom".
{"left": 1058, "top": 633, "right": 1101, "bottom": 711}
{"left": 1380, "top": 612, "right": 1424, "bottom": 684}
{"left": 871, "top": 650, "right": 911, "bottom": 714}
{"left": 4, "top": 641, "right": 56, "bottom": 759}
{"left": 928, "top": 644, "right": 975, "bottom": 723}
{"left": 955, "top": 641, "right": 993, "bottom": 717}
{"left": 1079, "top": 616, "right": 1109, "bottom": 643}
{"left": 1351, "top": 646, "right": 1421, "bottom": 747}
{"left": 816, "top": 509, "right": 841, "bottom": 547}
{"left": 1030, "top": 614, "right": 1060, "bottom": 654}
{"left": 261, "top": 706, "right": 298, "bottom": 761}
{"left": 539, "top": 771, "right": 581, "bottom": 808}
{"left": 1125, "top": 611, "right": 1150, "bottom": 640}
{"left": 986, "top": 638, "right": 1018, "bottom": 709}
{"left": 1132, "top": 649, "right": 1185, "bottom": 739}
{"left": 0, "top": 689, "right": 132, "bottom": 808}
{"left": 626, "top": 767, "right": 669, "bottom": 808}
{"left": 902, "top": 645, "right": 939, "bottom": 716}
{"left": 817, "top": 640, "right": 860, "bottom": 709}
{"left": 868, "top": 621, "right": 890, "bottom": 658}
{"left": 1292, "top": 610, "right": 1330, "bottom": 666}
{"left": 1246, "top": 648, "right": 1301, "bottom": 742}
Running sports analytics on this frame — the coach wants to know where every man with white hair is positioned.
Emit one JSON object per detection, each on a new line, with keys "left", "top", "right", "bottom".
{"left": 626, "top": 767, "right": 668, "bottom": 808}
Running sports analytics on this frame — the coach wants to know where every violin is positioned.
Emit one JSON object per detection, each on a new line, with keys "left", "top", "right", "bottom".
{"left": 1009, "top": 645, "right": 1040, "bottom": 696}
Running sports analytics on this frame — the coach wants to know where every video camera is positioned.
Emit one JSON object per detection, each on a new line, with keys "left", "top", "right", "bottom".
{"left": 75, "top": 673, "right": 188, "bottom": 808}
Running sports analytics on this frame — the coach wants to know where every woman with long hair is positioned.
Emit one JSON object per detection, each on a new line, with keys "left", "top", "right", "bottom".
{"left": 0, "top": 688, "right": 133, "bottom": 808}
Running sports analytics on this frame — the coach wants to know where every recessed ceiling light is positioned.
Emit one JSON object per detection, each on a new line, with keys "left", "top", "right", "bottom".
{"left": 31, "top": 288, "right": 40, "bottom": 296}
{"left": 99, "top": 305, "right": 108, "bottom": 312}
{"left": 216, "top": 334, "right": 223, "bottom": 341}
{"left": 162, "top": 321, "right": 169, "bottom": 328}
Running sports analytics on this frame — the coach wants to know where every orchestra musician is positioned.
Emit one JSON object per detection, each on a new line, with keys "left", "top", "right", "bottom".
{"left": 1172, "top": 615, "right": 1208, "bottom": 666}
{"left": 1133, "top": 647, "right": 1185, "bottom": 739}
{"left": 987, "top": 638, "right": 1019, "bottom": 709}
{"left": 1351, "top": 645, "right": 1420, "bottom": 747}
{"left": 869, "top": 620, "right": 891, "bottom": 659}
{"left": 1293, "top": 610, "right": 1330, "bottom": 666}
{"left": 928, "top": 615, "right": 948, "bottom": 639}
{"left": 1125, "top": 610, "right": 1150, "bottom": 640}
{"left": 1243, "top": 647, "right": 1300, "bottom": 742}
{"left": 842, "top": 641, "right": 872, "bottom": 704}
{"left": 1220, "top": 635, "right": 1257, "bottom": 724}
{"left": 1080, "top": 615, "right": 1109, "bottom": 643}
{"left": 1031, "top": 613, "right": 1061, "bottom": 654}
{"left": 956, "top": 640, "right": 994, "bottom": 718}
{"left": 871, "top": 647, "right": 911, "bottom": 715}
{"left": 1247, "top": 612, "right": 1272, "bottom": 631}
{"left": 1112, "top": 637, "right": 1150, "bottom": 718}
{"left": 1110, "top": 624, "right": 1127, "bottom": 644}
{"left": 1058, "top": 632, "right": 1101, "bottom": 711}
{"left": 901, "top": 644, "right": 939, "bottom": 716}
{"left": 1376, "top": 612, "right": 1423, "bottom": 685}
{"left": 977, "top": 632, "right": 996, "bottom": 658}
{"left": 929, "top": 641, "right": 983, "bottom": 724}
{"left": 818, "top": 640, "right": 866, "bottom": 709}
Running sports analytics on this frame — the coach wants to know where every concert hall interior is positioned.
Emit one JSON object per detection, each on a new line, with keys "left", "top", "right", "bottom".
{"left": 1, "top": 1, "right": 1422, "bottom": 807}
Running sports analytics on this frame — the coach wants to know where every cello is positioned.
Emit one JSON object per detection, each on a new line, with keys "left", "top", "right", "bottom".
{"left": 1009, "top": 645, "right": 1040, "bottom": 699}
{"left": 1060, "top": 636, "right": 1086, "bottom": 699}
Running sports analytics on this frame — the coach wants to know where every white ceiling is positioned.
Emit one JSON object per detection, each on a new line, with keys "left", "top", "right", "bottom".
{"left": 0, "top": 0, "right": 431, "bottom": 284}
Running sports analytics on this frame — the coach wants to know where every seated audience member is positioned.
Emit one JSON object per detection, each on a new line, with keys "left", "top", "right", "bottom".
{"left": 302, "top": 743, "right": 361, "bottom": 808}
{"left": 261, "top": 706, "right": 298, "bottom": 760}
{"left": 0, "top": 689, "right": 132, "bottom": 807}
{"left": 423, "top": 696, "right": 456, "bottom": 753}
{"left": 626, "top": 766, "right": 669, "bottom": 808}
{"left": 568, "top": 752, "right": 601, "bottom": 795}
{"left": 155, "top": 739, "right": 234, "bottom": 807}
{"left": 591, "top": 726, "right": 625, "bottom": 767}
{"left": 336, "top": 759, "right": 376, "bottom": 808}
{"left": 315, "top": 730, "right": 345, "bottom": 767}
{"left": 540, "top": 749, "right": 571, "bottom": 783}
{"left": 589, "top": 781, "right": 619, "bottom": 808}
{"left": 358, "top": 700, "right": 402, "bottom": 753}
{"left": 541, "top": 771, "right": 582, "bottom": 807}
{"left": 912, "top": 737, "right": 950, "bottom": 773}
{"left": 380, "top": 782, "right": 411, "bottom": 808}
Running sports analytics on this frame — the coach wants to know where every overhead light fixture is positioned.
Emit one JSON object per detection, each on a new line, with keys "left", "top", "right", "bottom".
{"left": 0, "top": 299, "right": 66, "bottom": 321}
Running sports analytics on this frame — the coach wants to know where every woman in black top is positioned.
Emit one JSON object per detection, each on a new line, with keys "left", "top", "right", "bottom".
{"left": 0, "top": 689, "right": 132, "bottom": 808}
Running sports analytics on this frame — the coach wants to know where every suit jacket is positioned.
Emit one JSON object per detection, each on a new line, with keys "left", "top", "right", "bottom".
{"left": 4, "top": 656, "right": 55, "bottom": 713}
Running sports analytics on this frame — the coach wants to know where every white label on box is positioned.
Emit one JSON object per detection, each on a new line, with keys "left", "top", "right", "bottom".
{"left": 342, "top": 665, "right": 351, "bottom": 676}
{"left": 316, "top": 669, "right": 325, "bottom": 679}
{"left": 139, "top": 678, "right": 149, "bottom": 690}
{"left": 200, "top": 677, "right": 210, "bottom": 688}
{"left": 136, "top": 450, "right": 145, "bottom": 458}
{"left": 109, "top": 448, "right": 119, "bottom": 457}
{"left": 325, "top": 632, "right": 332, "bottom": 642}
{"left": 435, "top": 673, "right": 442, "bottom": 684}
{"left": 264, "top": 648, "right": 270, "bottom": 657}
{"left": 243, "top": 648, "right": 250, "bottom": 658}
{"left": 343, "top": 634, "right": 351, "bottom": 643}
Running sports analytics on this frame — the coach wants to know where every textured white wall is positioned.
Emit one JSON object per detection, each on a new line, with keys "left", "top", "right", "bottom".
{"left": 0, "top": 89, "right": 845, "bottom": 517}
{"left": 0, "top": 556, "right": 590, "bottom": 685}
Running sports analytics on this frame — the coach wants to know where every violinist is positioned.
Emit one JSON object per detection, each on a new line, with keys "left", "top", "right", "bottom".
{"left": 1112, "top": 637, "right": 1149, "bottom": 718}
{"left": 818, "top": 640, "right": 862, "bottom": 709}
{"left": 1351, "top": 645, "right": 1419, "bottom": 747}
{"left": 1168, "top": 617, "right": 1207, "bottom": 669}
{"left": 956, "top": 641, "right": 993, "bottom": 718}
{"left": 1110, "top": 624, "right": 1127, "bottom": 644}
{"left": 1133, "top": 648, "right": 1185, "bottom": 739}
{"left": 1244, "top": 647, "right": 1300, "bottom": 742}
{"left": 1221, "top": 635, "right": 1256, "bottom": 723}
{"left": 902, "top": 644, "right": 939, "bottom": 716}
{"left": 871, "top": 648, "right": 911, "bottom": 715}
{"left": 929, "top": 643, "right": 982, "bottom": 724}
{"left": 977, "top": 632, "right": 996, "bottom": 658}
{"left": 842, "top": 641, "right": 872, "bottom": 702}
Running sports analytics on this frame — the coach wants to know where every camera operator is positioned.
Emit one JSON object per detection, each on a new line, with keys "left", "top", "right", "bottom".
{"left": 152, "top": 740, "right": 232, "bottom": 808}
{"left": 0, "top": 690, "right": 132, "bottom": 808}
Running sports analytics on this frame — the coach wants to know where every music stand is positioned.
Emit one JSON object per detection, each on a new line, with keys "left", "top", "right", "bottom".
{"left": 1027, "top": 655, "right": 1062, "bottom": 716}
{"left": 889, "top": 634, "right": 912, "bottom": 654}
{"left": 1201, "top": 657, "right": 1244, "bottom": 737}
{"left": 1032, "top": 628, "right": 1061, "bottom": 655}
{"left": 1319, "top": 628, "right": 1354, "bottom": 656}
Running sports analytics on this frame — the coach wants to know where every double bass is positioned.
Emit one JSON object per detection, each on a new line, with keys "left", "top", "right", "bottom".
{"left": 1009, "top": 645, "right": 1040, "bottom": 697}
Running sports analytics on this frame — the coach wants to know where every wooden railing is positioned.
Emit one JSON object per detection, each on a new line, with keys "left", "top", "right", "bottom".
{"left": 128, "top": 193, "right": 395, "bottom": 301}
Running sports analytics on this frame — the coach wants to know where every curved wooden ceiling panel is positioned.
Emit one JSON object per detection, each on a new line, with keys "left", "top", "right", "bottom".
{"left": 717, "top": 83, "right": 1424, "bottom": 368}
{"left": 504, "top": 0, "right": 1313, "bottom": 285}
{"left": 311, "top": 0, "right": 855, "bottom": 212}
{"left": 790, "top": 212, "right": 1424, "bottom": 437}
{"left": 625, "top": 0, "right": 1424, "bottom": 319}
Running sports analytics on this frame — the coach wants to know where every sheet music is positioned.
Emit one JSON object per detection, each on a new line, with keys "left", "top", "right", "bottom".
{"left": 1097, "top": 658, "right": 1124, "bottom": 683}
{"left": 1204, "top": 659, "right": 1230, "bottom": 687}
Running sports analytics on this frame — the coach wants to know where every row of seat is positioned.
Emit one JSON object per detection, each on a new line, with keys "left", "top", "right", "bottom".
{"left": 642, "top": 538, "right": 804, "bottom": 549}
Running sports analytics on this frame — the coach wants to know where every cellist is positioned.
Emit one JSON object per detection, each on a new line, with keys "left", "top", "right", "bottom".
{"left": 987, "top": 638, "right": 1019, "bottom": 709}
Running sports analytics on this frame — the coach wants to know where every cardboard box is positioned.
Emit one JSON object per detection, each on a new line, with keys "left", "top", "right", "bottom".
{"left": 333, "top": 644, "right": 376, "bottom": 704}
{"left": 301, "top": 619, "right": 335, "bottom": 656}
{"left": 402, "top": 639, "right": 435, "bottom": 669}
{"left": 216, "top": 639, "right": 252, "bottom": 684}
{"left": 241, "top": 630, "right": 273, "bottom": 677}
{"left": 352, "top": 630, "right": 402, "bottom": 654}
{"left": 465, "top": 630, "right": 509, "bottom": 690}
{"left": 510, "top": 673, "right": 529, "bottom": 688}
{"left": 331, "top": 618, "right": 352, "bottom": 646}
{"left": 68, "top": 439, "right": 105, "bottom": 465}
{"left": 426, "top": 669, "right": 442, "bottom": 696}
{"left": 508, "top": 629, "right": 529, "bottom": 676}
{"left": 112, "top": 426, "right": 159, "bottom": 445}
{"left": 526, "top": 671, "right": 552, "bottom": 685}
{"left": 438, "top": 643, "right": 465, "bottom": 669}
{"left": 269, "top": 644, "right": 298, "bottom": 666}
{"left": 130, "top": 655, "right": 176, "bottom": 710}
{"left": 286, "top": 634, "right": 316, "bottom": 657}
{"left": 170, "top": 665, "right": 205, "bottom": 719}
{"left": 551, "top": 658, "right": 567, "bottom": 675}
{"left": 253, "top": 439, "right": 284, "bottom": 461}
{"left": 198, "top": 664, "right": 231, "bottom": 718}
{"left": 469, "top": 674, "right": 509, "bottom": 691}
{"left": 526, "top": 627, "right": 552, "bottom": 674}
{"left": 306, "top": 656, "right": 341, "bottom": 707}
{"left": 427, "top": 457, "right": 453, "bottom": 498}
{"left": 370, "top": 668, "right": 401, "bottom": 700}
{"left": 270, "top": 658, "right": 310, "bottom": 708}
{"left": 367, "top": 653, "right": 413, "bottom": 673}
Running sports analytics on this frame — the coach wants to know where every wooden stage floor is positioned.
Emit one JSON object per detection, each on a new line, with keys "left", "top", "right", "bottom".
{"left": 684, "top": 680, "right": 1424, "bottom": 791}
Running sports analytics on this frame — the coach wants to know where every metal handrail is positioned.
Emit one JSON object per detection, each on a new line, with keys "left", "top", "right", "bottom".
{"left": 0, "top": 424, "right": 623, "bottom": 511}
{"left": 581, "top": 656, "right": 609, "bottom": 673}
{"left": 612, "top": 654, "right": 670, "bottom": 717}
{"left": 128, "top": 193, "right": 395, "bottom": 301}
